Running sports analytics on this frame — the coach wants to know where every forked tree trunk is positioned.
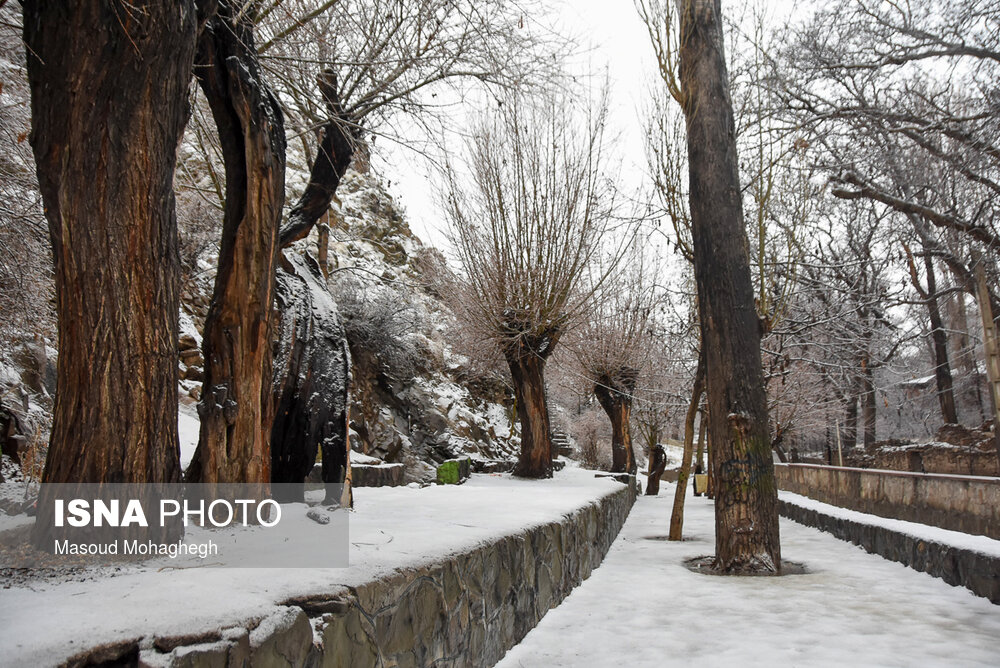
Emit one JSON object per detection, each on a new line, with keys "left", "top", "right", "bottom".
{"left": 186, "top": 4, "right": 286, "bottom": 485}
{"left": 506, "top": 343, "right": 554, "bottom": 479}
{"left": 24, "top": 1, "right": 201, "bottom": 489}
{"left": 595, "top": 369, "right": 638, "bottom": 474}
{"left": 669, "top": 353, "right": 705, "bottom": 541}
{"left": 678, "top": 0, "right": 781, "bottom": 573}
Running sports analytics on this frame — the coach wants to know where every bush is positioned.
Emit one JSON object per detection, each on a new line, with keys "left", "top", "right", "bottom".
{"left": 332, "top": 275, "right": 423, "bottom": 382}
{"left": 570, "top": 407, "right": 612, "bottom": 470}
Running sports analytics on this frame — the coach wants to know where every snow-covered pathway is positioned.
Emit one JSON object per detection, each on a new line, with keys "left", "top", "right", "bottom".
{"left": 498, "top": 484, "right": 1000, "bottom": 667}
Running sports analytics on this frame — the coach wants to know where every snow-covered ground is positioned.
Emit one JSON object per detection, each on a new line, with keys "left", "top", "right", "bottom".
{"left": 0, "top": 468, "right": 622, "bottom": 666}
{"left": 498, "top": 482, "right": 1000, "bottom": 668}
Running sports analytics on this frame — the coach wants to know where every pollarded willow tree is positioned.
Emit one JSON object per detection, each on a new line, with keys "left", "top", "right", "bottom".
{"left": 573, "top": 245, "right": 661, "bottom": 475}
{"left": 639, "top": 0, "right": 781, "bottom": 573}
{"left": 444, "top": 91, "right": 621, "bottom": 478}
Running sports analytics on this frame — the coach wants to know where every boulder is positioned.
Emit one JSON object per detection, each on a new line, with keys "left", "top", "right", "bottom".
{"left": 179, "top": 348, "right": 204, "bottom": 368}
{"left": 352, "top": 462, "right": 406, "bottom": 487}
{"left": 178, "top": 334, "right": 199, "bottom": 352}
{"left": 471, "top": 459, "right": 514, "bottom": 474}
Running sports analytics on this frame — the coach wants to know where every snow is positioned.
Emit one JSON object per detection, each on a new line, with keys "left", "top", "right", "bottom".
{"left": 661, "top": 442, "right": 686, "bottom": 469}
{"left": 497, "top": 481, "right": 1000, "bottom": 668}
{"left": 0, "top": 469, "right": 622, "bottom": 666}
{"left": 177, "top": 401, "right": 200, "bottom": 471}
{"left": 177, "top": 311, "right": 201, "bottom": 345}
{"left": 349, "top": 450, "right": 383, "bottom": 465}
{"left": 779, "top": 490, "right": 1000, "bottom": 558}
{"left": 899, "top": 374, "right": 936, "bottom": 388}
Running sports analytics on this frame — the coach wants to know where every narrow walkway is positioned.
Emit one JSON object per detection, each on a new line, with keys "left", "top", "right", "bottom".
{"left": 498, "top": 483, "right": 1000, "bottom": 667}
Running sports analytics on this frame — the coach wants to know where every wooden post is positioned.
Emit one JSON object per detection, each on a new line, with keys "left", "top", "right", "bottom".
{"left": 973, "top": 254, "right": 1000, "bottom": 471}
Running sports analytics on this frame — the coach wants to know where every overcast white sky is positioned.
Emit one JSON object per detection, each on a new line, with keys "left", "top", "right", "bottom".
{"left": 375, "top": 0, "right": 660, "bottom": 252}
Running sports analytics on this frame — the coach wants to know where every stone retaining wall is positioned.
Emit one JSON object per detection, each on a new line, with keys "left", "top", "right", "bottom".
{"left": 774, "top": 463, "right": 1000, "bottom": 540}
{"left": 69, "top": 481, "right": 634, "bottom": 668}
{"left": 779, "top": 499, "right": 1000, "bottom": 604}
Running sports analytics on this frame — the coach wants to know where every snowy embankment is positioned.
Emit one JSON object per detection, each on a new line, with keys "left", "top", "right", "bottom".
{"left": 498, "top": 481, "right": 1000, "bottom": 668}
{"left": 779, "top": 490, "right": 1000, "bottom": 559}
{"left": 0, "top": 469, "right": 623, "bottom": 666}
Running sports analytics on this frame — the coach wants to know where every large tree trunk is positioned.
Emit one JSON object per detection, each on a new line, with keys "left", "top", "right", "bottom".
{"left": 669, "top": 353, "right": 705, "bottom": 541}
{"left": 24, "top": 1, "right": 201, "bottom": 490}
{"left": 271, "top": 254, "right": 352, "bottom": 506}
{"left": 595, "top": 369, "right": 638, "bottom": 474}
{"left": 923, "top": 255, "right": 959, "bottom": 424}
{"left": 678, "top": 0, "right": 781, "bottom": 573}
{"left": 506, "top": 344, "right": 554, "bottom": 479}
{"left": 186, "top": 4, "right": 285, "bottom": 485}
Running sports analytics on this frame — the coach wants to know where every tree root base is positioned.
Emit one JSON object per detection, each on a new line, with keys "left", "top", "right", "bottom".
{"left": 683, "top": 555, "right": 807, "bottom": 576}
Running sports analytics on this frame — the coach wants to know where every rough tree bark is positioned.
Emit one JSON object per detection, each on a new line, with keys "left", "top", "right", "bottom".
{"left": 186, "top": 3, "right": 286, "bottom": 485}
{"left": 269, "top": 70, "right": 357, "bottom": 505}
{"left": 645, "top": 445, "right": 667, "bottom": 496}
{"left": 669, "top": 353, "right": 705, "bottom": 541}
{"left": 24, "top": 1, "right": 202, "bottom": 490}
{"left": 595, "top": 368, "right": 638, "bottom": 474}
{"left": 505, "top": 332, "right": 557, "bottom": 479}
{"left": 271, "top": 254, "right": 352, "bottom": 506}
{"left": 678, "top": 0, "right": 781, "bottom": 572}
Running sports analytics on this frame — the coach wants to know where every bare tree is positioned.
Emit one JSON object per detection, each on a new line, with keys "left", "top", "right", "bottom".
{"left": 443, "top": 91, "right": 621, "bottom": 478}
{"left": 780, "top": 0, "right": 1000, "bottom": 337}
{"left": 640, "top": 0, "right": 782, "bottom": 573}
{"left": 775, "top": 0, "right": 998, "bottom": 457}
{"left": 573, "top": 246, "right": 661, "bottom": 474}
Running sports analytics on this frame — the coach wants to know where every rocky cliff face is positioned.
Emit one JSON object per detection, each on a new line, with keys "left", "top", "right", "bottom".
{"left": 323, "top": 169, "right": 519, "bottom": 482}
{"left": 0, "top": 162, "right": 519, "bottom": 485}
